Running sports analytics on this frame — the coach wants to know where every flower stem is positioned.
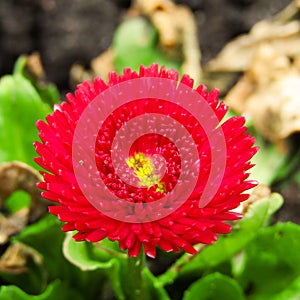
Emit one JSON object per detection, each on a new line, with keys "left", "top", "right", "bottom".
{"left": 127, "top": 250, "right": 147, "bottom": 300}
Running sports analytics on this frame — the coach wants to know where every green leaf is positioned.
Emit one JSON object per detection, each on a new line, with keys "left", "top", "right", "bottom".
{"left": 256, "top": 222, "right": 300, "bottom": 273}
{"left": 113, "top": 17, "right": 181, "bottom": 73}
{"left": 157, "top": 193, "right": 283, "bottom": 286}
{"left": 5, "top": 190, "right": 31, "bottom": 213}
{"left": 63, "top": 233, "right": 127, "bottom": 300}
{"left": 0, "top": 280, "right": 83, "bottom": 300}
{"left": 181, "top": 194, "right": 283, "bottom": 274}
{"left": 272, "top": 276, "right": 300, "bottom": 300}
{"left": 35, "top": 83, "right": 60, "bottom": 107}
{"left": 237, "top": 222, "right": 300, "bottom": 300}
{"left": 183, "top": 273, "right": 245, "bottom": 300}
{"left": 144, "top": 268, "right": 171, "bottom": 300}
{"left": 63, "top": 233, "right": 115, "bottom": 270}
{"left": 13, "top": 56, "right": 28, "bottom": 75}
{"left": 0, "top": 72, "right": 52, "bottom": 168}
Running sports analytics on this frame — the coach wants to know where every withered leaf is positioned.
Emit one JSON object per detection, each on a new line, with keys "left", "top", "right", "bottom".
{"left": 225, "top": 45, "right": 300, "bottom": 144}
{"left": 206, "top": 1, "right": 300, "bottom": 72}
{"left": 0, "top": 162, "right": 49, "bottom": 244}
{"left": 133, "top": 0, "right": 201, "bottom": 81}
{"left": 0, "top": 242, "right": 42, "bottom": 274}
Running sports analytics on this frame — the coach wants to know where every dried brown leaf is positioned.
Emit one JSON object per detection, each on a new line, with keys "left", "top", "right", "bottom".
{"left": 0, "top": 242, "right": 42, "bottom": 274}
{"left": 25, "top": 52, "right": 45, "bottom": 79}
{"left": 70, "top": 63, "right": 94, "bottom": 90}
{"left": 242, "top": 184, "right": 271, "bottom": 214}
{"left": 225, "top": 45, "right": 300, "bottom": 144}
{"left": 0, "top": 208, "right": 28, "bottom": 245}
{"left": 206, "top": 2, "right": 300, "bottom": 72}
{"left": 91, "top": 48, "right": 115, "bottom": 83}
{"left": 0, "top": 162, "right": 48, "bottom": 244}
{"left": 133, "top": 0, "right": 201, "bottom": 81}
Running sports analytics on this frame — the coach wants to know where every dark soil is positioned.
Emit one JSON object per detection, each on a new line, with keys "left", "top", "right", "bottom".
{"left": 0, "top": 0, "right": 131, "bottom": 89}
{"left": 0, "top": 0, "right": 291, "bottom": 89}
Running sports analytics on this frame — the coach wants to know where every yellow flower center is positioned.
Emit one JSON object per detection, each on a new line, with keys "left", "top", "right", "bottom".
{"left": 126, "top": 153, "right": 166, "bottom": 193}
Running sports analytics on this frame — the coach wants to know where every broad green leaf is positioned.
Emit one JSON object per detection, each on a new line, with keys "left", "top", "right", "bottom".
{"left": 158, "top": 193, "right": 283, "bottom": 285}
{"left": 272, "top": 276, "right": 300, "bottom": 300}
{"left": 255, "top": 222, "right": 300, "bottom": 273}
{"left": 35, "top": 83, "right": 60, "bottom": 107}
{"left": 0, "top": 72, "right": 52, "bottom": 168}
{"left": 183, "top": 273, "right": 245, "bottom": 300}
{"left": 63, "top": 233, "right": 117, "bottom": 270}
{"left": 113, "top": 17, "right": 181, "bottom": 73}
{"left": 181, "top": 194, "right": 283, "bottom": 274}
{"left": 63, "top": 233, "right": 126, "bottom": 300}
{"left": 0, "top": 280, "right": 83, "bottom": 300}
{"left": 237, "top": 222, "right": 300, "bottom": 299}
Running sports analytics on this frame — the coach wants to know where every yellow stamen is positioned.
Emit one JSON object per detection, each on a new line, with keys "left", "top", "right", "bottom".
{"left": 126, "top": 153, "right": 166, "bottom": 193}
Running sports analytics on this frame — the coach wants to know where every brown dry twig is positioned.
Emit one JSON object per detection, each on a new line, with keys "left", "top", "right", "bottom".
{"left": 242, "top": 184, "right": 272, "bottom": 214}
{"left": 91, "top": 48, "right": 115, "bottom": 83}
{"left": 0, "top": 242, "right": 42, "bottom": 274}
{"left": 0, "top": 162, "right": 49, "bottom": 244}
{"left": 25, "top": 52, "right": 45, "bottom": 79}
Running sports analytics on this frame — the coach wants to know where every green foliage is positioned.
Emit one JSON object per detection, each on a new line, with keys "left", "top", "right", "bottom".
{"left": 0, "top": 57, "right": 53, "bottom": 167}
{"left": 13, "top": 215, "right": 78, "bottom": 284}
{"left": 158, "top": 193, "right": 283, "bottom": 286}
{"left": 183, "top": 273, "right": 245, "bottom": 300}
{"left": 181, "top": 193, "right": 283, "bottom": 275}
{"left": 236, "top": 222, "right": 300, "bottom": 300}
{"left": 0, "top": 280, "right": 82, "bottom": 300}
{"left": 63, "top": 234, "right": 126, "bottom": 299}
{"left": 156, "top": 194, "right": 300, "bottom": 300}
{"left": 5, "top": 215, "right": 107, "bottom": 300}
{"left": 63, "top": 233, "right": 172, "bottom": 299}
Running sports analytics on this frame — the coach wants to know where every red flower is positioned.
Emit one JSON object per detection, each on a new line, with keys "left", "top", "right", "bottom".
{"left": 35, "top": 64, "right": 257, "bottom": 258}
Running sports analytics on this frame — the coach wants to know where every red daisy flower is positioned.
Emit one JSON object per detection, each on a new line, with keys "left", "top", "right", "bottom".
{"left": 34, "top": 64, "right": 257, "bottom": 258}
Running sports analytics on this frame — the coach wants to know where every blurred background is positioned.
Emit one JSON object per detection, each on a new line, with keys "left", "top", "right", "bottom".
{"left": 0, "top": 0, "right": 291, "bottom": 89}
